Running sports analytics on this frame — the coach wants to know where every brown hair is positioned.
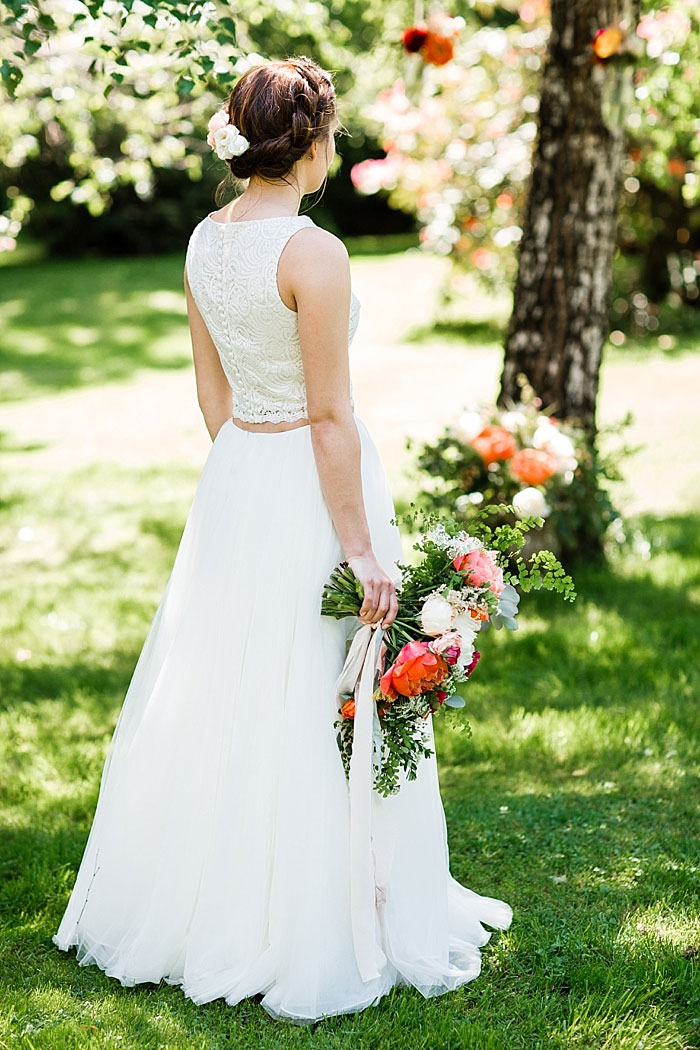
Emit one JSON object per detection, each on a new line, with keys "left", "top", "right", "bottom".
{"left": 214, "top": 56, "right": 338, "bottom": 197}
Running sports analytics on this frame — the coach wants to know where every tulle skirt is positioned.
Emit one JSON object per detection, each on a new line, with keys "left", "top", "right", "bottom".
{"left": 52, "top": 412, "right": 513, "bottom": 1023}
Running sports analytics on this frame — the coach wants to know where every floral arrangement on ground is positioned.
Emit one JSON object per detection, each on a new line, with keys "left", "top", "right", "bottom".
{"left": 404, "top": 378, "right": 636, "bottom": 565}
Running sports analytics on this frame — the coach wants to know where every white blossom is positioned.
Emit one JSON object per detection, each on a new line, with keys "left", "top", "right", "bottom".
{"left": 420, "top": 594, "right": 456, "bottom": 636}
{"left": 428, "top": 523, "right": 484, "bottom": 559}
{"left": 512, "top": 487, "right": 551, "bottom": 518}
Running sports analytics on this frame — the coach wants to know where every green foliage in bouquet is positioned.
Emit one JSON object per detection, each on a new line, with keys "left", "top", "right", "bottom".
{"left": 321, "top": 503, "right": 576, "bottom": 796}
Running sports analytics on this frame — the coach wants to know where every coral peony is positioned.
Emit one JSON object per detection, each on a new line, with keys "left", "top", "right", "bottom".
{"left": 510, "top": 448, "right": 557, "bottom": 486}
{"left": 453, "top": 549, "right": 505, "bottom": 597}
{"left": 380, "top": 640, "right": 449, "bottom": 700}
{"left": 472, "top": 424, "right": 517, "bottom": 464}
{"left": 341, "top": 698, "right": 355, "bottom": 719}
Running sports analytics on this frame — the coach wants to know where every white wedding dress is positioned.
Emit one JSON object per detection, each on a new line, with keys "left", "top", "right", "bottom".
{"left": 52, "top": 210, "right": 513, "bottom": 1023}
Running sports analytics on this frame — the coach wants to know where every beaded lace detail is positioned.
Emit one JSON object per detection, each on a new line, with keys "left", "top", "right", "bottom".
{"left": 185, "top": 214, "right": 360, "bottom": 423}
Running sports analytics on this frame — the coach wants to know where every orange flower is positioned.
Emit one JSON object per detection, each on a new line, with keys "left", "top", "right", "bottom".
{"left": 341, "top": 698, "right": 356, "bottom": 719}
{"left": 472, "top": 424, "right": 517, "bottom": 464}
{"left": 592, "top": 26, "right": 624, "bottom": 59}
{"left": 380, "top": 640, "right": 449, "bottom": 700}
{"left": 423, "top": 33, "right": 455, "bottom": 65}
{"left": 510, "top": 448, "right": 557, "bottom": 486}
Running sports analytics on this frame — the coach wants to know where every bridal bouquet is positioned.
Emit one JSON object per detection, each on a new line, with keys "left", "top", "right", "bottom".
{"left": 321, "top": 504, "right": 576, "bottom": 797}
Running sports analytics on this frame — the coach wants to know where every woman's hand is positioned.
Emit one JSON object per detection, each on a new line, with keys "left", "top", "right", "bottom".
{"left": 346, "top": 552, "right": 399, "bottom": 628}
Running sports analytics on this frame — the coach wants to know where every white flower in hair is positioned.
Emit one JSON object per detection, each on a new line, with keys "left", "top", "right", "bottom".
{"left": 206, "top": 108, "right": 250, "bottom": 160}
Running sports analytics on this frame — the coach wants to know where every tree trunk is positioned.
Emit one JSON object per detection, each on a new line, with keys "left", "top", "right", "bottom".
{"left": 499, "top": 0, "right": 640, "bottom": 434}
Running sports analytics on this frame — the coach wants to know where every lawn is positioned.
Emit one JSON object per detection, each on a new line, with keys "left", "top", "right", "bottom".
{"left": 1, "top": 249, "right": 698, "bottom": 1049}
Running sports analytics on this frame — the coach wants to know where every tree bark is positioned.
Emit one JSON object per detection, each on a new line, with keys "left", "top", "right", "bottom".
{"left": 499, "top": 0, "right": 640, "bottom": 434}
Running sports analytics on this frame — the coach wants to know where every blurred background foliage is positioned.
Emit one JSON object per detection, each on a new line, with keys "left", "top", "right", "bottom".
{"left": 1, "top": 0, "right": 698, "bottom": 330}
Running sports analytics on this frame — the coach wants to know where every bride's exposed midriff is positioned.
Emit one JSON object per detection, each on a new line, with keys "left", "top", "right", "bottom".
{"left": 231, "top": 415, "right": 311, "bottom": 434}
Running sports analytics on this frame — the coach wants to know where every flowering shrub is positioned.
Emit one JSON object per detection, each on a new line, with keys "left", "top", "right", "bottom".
{"left": 350, "top": 4, "right": 551, "bottom": 296}
{"left": 404, "top": 377, "right": 634, "bottom": 564}
{"left": 351, "top": 1, "right": 698, "bottom": 312}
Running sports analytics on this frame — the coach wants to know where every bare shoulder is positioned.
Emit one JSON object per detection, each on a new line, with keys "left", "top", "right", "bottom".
{"left": 285, "top": 225, "right": 349, "bottom": 283}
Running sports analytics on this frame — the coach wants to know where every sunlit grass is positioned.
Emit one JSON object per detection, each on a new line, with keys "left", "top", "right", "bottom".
{"left": 1, "top": 246, "right": 698, "bottom": 1047}
{"left": 1, "top": 450, "right": 698, "bottom": 1048}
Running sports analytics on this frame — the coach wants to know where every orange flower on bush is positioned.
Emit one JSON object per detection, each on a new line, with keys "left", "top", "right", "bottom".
{"left": 341, "top": 698, "right": 356, "bottom": 719}
{"left": 472, "top": 424, "right": 517, "bottom": 464}
{"left": 510, "top": 448, "right": 557, "bottom": 486}
{"left": 592, "top": 25, "right": 624, "bottom": 59}
{"left": 380, "top": 640, "right": 449, "bottom": 700}
{"left": 423, "top": 33, "right": 455, "bottom": 65}
{"left": 401, "top": 12, "right": 462, "bottom": 66}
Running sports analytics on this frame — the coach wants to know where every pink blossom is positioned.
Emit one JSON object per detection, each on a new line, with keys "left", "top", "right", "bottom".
{"left": 453, "top": 549, "right": 505, "bottom": 597}
{"left": 206, "top": 109, "right": 230, "bottom": 148}
{"left": 429, "top": 629, "right": 463, "bottom": 665}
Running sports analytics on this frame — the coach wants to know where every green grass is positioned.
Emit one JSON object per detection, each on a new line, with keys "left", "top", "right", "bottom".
{"left": 0, "top": 248, "right": 698, "bottom": 1047}
{"left": 0, "top": 255, "right": 191, "bottom": 401}
{"left": 1, "top": 456, "right": 698, "bottom": 1049}
{"left": 3, "top": 248, "right": 698, "bottom": 405}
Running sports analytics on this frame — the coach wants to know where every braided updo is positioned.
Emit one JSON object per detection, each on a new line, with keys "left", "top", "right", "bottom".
{"left": 221, "top": 56, "right": 337, "bottom": 183}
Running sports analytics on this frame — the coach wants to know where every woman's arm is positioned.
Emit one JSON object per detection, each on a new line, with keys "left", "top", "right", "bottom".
{"left": 288, "top": 228, "right": 398, "bottom": 628}
{"left": 184, "top": 265, "right": 232, "bottom": 441}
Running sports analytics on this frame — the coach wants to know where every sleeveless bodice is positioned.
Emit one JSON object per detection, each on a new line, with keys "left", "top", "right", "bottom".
{"left": 185, "top": 213, "right": 360, "bottom": 423}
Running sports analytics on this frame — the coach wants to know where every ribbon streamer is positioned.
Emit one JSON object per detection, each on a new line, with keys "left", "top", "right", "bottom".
{"left": 334, "top": 620, "right": 389, "bottom": 982}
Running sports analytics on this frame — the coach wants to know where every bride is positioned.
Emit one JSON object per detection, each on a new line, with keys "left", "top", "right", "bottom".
{"left": 52, "top": 54, "right": 513, "bottom": 1024}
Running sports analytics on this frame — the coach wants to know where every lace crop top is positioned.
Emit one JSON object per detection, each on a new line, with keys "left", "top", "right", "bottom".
{"left": 185, "top": 213, "right": 361, "bottom": 423}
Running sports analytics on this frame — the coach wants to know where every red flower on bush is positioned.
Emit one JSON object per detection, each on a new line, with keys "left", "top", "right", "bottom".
{"left": 402, "top": 24, "right": 428, "bottom": 52}
{"left": 401, "top": 12, "right": 462, "bottom": 66}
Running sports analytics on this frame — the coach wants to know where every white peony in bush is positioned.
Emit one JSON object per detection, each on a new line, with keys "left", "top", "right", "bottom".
{"left": 512, "top": 486, "right": 551, "bottom": 519}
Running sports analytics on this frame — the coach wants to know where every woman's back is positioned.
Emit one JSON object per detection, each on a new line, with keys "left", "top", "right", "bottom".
{"left": 185, "top": 213, "right": 361, "bottom": 425}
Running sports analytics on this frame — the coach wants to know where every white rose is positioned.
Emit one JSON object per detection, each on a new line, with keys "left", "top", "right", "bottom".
{"left": 512, "top": 487, "right": 551, "bottom": 519}
{"left": 500, "top": 410, "right": 527, "bottom": 432}
{"left": 532, "top": 422, "right": 577, "bottom": 474}
{"left": 537, "top": 422, "right": 575, "bottom": 459}
{"left": 451, "top": 409, "right": 484, "bottom": 444}
{"left": 420, "top": 594, "right": 456, "bottom": 636}
{"left": 213, "top": 125, "right": 250, "bottom": 160}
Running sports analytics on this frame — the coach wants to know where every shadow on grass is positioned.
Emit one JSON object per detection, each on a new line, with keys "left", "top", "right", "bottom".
{"left": 1, "top": 512, "right": 698, "bottom": 1047}
{"left": 0, "top": 254, "right": 190, "bottom": 400}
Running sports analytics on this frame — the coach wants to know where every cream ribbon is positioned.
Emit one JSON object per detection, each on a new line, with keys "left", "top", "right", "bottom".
{"left": 335, "top": 620, "right": 390, "bottom": 983}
